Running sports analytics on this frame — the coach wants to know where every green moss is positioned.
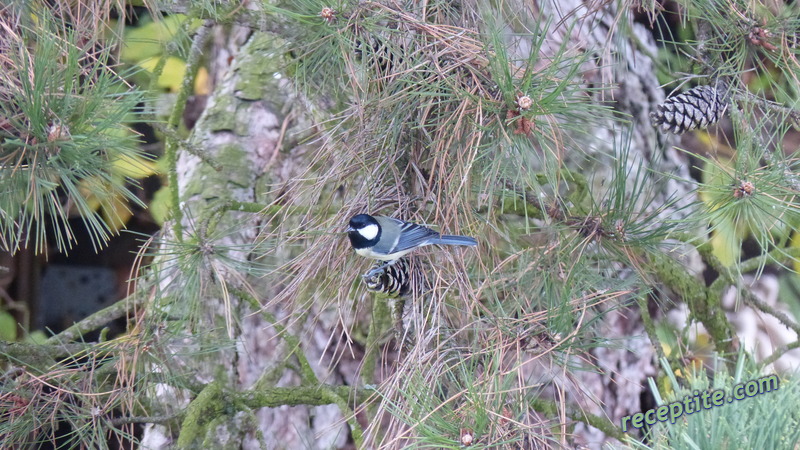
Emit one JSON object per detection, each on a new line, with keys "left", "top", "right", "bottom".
{"left": 206, "top": 95, "right": 237, "bottom": 132}
{"left": 177, "top": 381, "right": 225, "bottom": 449}
{"left": 181, "top": 144, "right": 251, "bottom": 198}
{"left": 649, "top": 250, "right": 706, "bottom": 304}
{"left": 648, "top": 250, "right": 736, "bottom": 359}
{"left": 234, "top": 34, "right": 284, "bottom": 101}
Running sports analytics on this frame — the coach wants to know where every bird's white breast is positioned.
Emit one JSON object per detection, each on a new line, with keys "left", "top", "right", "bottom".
{"left": 355, "top": 246, "right": 413, "bottom": 261}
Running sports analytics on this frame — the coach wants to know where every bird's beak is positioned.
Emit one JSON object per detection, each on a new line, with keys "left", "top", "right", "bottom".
{"left": 346, "top": 226, "right": 354, "bottom": 233}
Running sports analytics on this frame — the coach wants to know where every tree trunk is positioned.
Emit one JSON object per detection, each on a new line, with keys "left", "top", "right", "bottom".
{"left": 140, "top": 29, "right": 352, "bottom": 448}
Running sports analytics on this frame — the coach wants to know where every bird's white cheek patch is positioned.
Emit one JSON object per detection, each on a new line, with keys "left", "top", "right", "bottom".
{"left": 358, "top": 224, "right": 379, "bottom": 240}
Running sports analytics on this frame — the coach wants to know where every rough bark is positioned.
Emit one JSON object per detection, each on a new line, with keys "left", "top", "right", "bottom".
{"left": 140, "top": 30, "right": 351, "bottom": 448}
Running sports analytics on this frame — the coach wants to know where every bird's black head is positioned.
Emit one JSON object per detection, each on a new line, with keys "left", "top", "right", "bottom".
{"left": 347, "top": 214, "right": 381, "bottom": 249}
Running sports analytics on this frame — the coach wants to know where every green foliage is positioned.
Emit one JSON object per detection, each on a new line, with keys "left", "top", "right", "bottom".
{"left": 141, "top": 216, "right": 273, "bottom": 339}
{"left": 120, "top": 14, "right": 204, "bottom": 93}
{"left": 639, "top": 355, "right": 800, "bottom": 450}
{"left": 0, "top": 340, "right": 141, "bottom": 448}
{"left": 0, "top": 311, "right": 17, "bottom": 341}
{"left": 0, "top": 9, "right": 147, "bottom": 254}
{"left": 699, "top": 146, "right": 800, "bottom": 272}
{"left": 375, "top": 350, "right": 555, "bottom": 448}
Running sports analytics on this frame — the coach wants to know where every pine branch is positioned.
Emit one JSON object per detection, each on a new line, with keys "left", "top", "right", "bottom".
{"left": 698, "top": 245, "right": 800, "bottom": 339}
{"left": 109, "top": 414, "right": 181, "bottom": 427}
{"left": 636, "top": 295, "right": 667, "bottom": 365}
{"left": 164, "top": 19, "right": 214, "bottom": 243}
{"left": 0, "top": 342, "right": 94, "bottom": 366}
{"left": 530, "top": 397, "right": 628, "bottom": 443}
{"left": 45, "top": 294, "right": 147, "bottom": 345}
{"left": 176, "top": 380, "right": 370, "bottom": 447}
{"left": 234, "top": 288, "right": 365, "bottom": 446}
{"left": 647, "top": 250, "right": 737, "bottom": 360}
{"left": 761, "top": 340, "right": 800, "bottom": 368}
{"left": 238, "top": 384, "right": 371, "bottom": 408}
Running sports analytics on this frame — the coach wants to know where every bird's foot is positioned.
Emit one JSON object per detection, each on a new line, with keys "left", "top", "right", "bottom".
{"left": 363, "top": 260, "right": 396, "bottom": 278}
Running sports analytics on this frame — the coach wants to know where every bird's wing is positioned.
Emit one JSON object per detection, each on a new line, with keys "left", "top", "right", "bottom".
{"left": 378, "top": 216, "right": 441, "bottom": 254}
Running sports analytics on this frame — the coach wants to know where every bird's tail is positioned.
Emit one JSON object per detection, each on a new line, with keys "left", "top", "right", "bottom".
{"left": 433, "top": 235, "right": 478, "bottom": 247}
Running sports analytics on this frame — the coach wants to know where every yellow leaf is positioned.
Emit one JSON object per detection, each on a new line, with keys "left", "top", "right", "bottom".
{"left": 0, "top": 311, "right": 17, "bottom": 341}
{"left": 657, "top": 375, "right": 674, "bottom": 397}
{"left": 100, "top": 193, "right": 133, "bottom": 233}
{"left": 138, "top": 57, "right": 187, "bottom": 92}
{"left": 149, "top": 185, "right": 173, "bottom": 226}
{"left": 111, "top": 153, "right": 158, "bottom": 179}
{"left": 710, "top": 220, "right": 744, "bottom": 266}
{"left": 792, "top": 231, "right": 800, "bottom": 273}
{"left": 77, "top": 177, "right": 103, "bottom": 213}
{"left": 195, "top": 67, "right": 211, "bottom": 96}
{"left": 120, "top": 15, "right": 189, "bottom": 63}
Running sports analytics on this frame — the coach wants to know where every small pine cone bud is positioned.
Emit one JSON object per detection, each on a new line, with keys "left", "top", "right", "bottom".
{"left": 363, "top": 258, "right": 410, "bottom": 297}
{"left": 734, "top": 180, "right": 755, "bottom": 198}
{"left": 47, "top": 121, "right": 70, "bottom": 142}
{"left": 460, "top": 428, "right": 474, "bottom": 446}
{"left": 650, "top": 84, "right": 728, "bottom": 134}
{"left": 515, "top": 94, "right": 533, "bottom": 110}
{"left": 320, "top": 7, "right": 336, "bottom": 23}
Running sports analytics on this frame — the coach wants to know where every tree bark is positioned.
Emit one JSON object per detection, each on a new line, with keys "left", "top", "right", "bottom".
{"left": 140, "top": 29, "right": 352, "bottom": 449}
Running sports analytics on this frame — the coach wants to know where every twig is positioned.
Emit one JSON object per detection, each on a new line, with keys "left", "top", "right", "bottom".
{"left": 742, "top": 291, "right": 800, "bottom": 338}
{"left": 647, "top": 250, "right": 737, "bottom": 362}
{"left": 45, "top": 294, "right": 147, "bottom": 345}
{"left": 109, "top": 414, "right": 181, "bottom": 427}
{"left": 175, "top": 379, "right": 369, "bottom": 448}
{"left": 0, "top": 342, "right": 95, "bottom": 365}
{"left": 760, "top": 340, "right": 800, "bottom": 368}
{"left": 700, "top": 246, "right": 800, "bottom": 338}
{"left": 732, "top": 91, "right": 800, "bottom": 125}
{"left": 739, "top": 246, "right": 800, "bottom": 274}
{"left": 237, "top": 384, "right": 371, "bottom": 408}
{"left": 152, "top": 122, "right": 222, "bottom": 172}
{"left": 164, "top": 19, "right": 214, "bottom": 243}
{"left": 636, "top": 295, "right": 667, "bottom": 365}
{"left": 530, "top": 397, "right": 628, "bottom": 443}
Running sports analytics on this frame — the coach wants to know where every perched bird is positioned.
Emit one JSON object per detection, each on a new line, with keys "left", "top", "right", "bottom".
{"left": 347, "top": 213, "right": 477, "bottom": 276}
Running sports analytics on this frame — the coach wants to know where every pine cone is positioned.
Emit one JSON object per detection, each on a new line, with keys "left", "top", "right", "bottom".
{"left": 650, "top": 84, "right": 728, "bottom": 134}
{"left": 363, "top": 258, "right": 411, "bottom": 297}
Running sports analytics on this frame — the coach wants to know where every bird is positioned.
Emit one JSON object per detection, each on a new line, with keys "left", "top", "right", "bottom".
{"left": 347, "top": 213, "right": 477, "bottom": 277}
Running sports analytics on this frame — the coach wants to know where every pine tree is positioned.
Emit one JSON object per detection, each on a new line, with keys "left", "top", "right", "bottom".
{"left": 3, "top": 0, "right": 800, "bottom": 448}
